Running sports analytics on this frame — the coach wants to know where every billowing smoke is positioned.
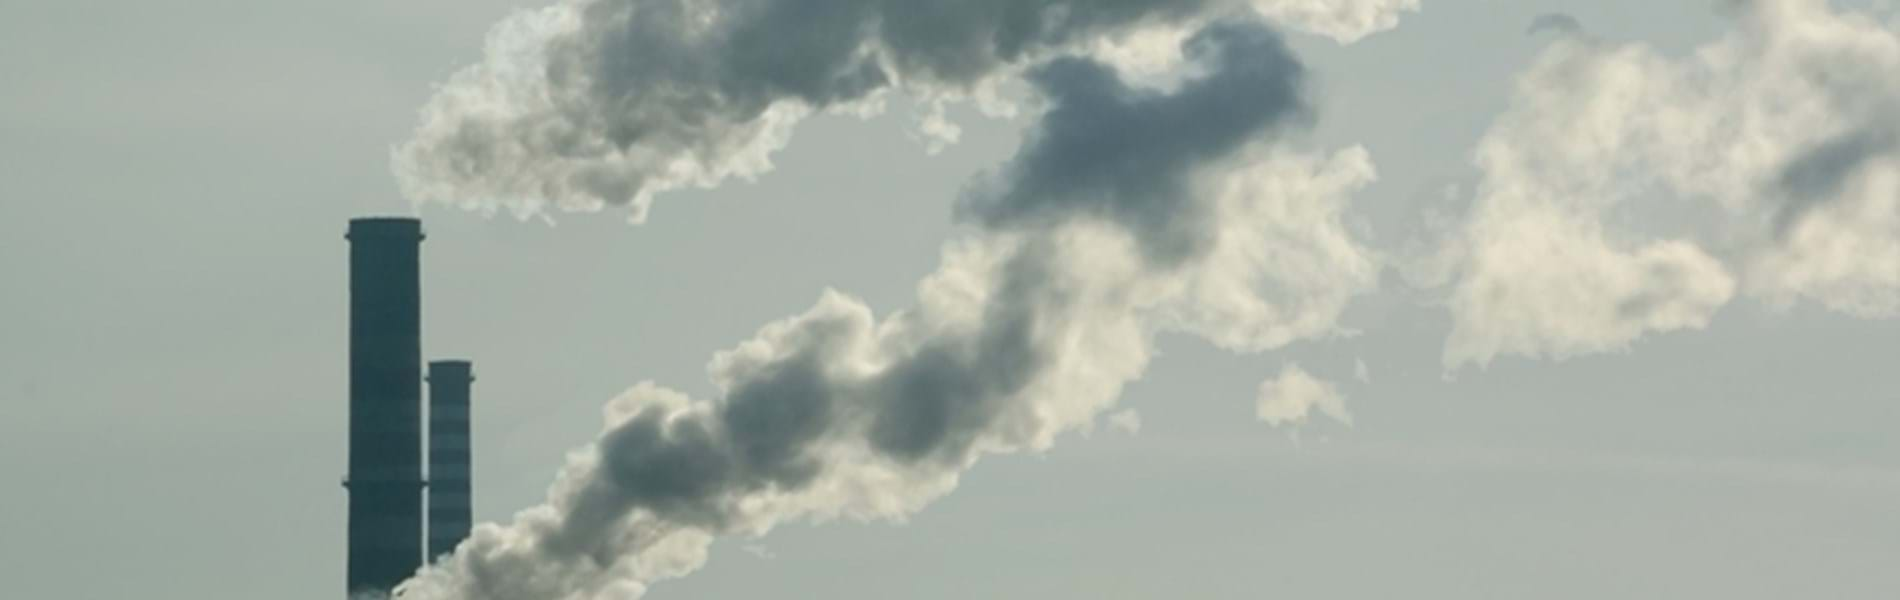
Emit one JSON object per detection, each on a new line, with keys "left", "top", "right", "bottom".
{"left": 390, "top": 0, "right": 1418, "bottom": 222}
{"left": 1431, "top": 0, "right": 1900, "bottom": 368}
{"left": 395, "top": 15, "right": 1384, "bottom": 600}
{"left": 960, "top": 23, "right": 1309, "bottom": 263}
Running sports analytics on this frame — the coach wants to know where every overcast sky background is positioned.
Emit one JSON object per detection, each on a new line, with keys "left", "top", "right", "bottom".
{"left": 2, "top": 1, "right": 1898, "bottom": 598}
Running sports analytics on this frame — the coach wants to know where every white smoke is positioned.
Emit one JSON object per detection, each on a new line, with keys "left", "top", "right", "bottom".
{"left": 1254, "top": 363, "right": 1353, "bottom": 428}
{"left": 390, "top": 0, "right": 1418, "bottom": 222}
{"left": 393, "top": 15, "right": 1385, "bottom": 600}
{"left": 1434, "top": 0, "right": 1900, "bottom": 368}
{"left": 1253, "top": 0, "right": 1419, "bottom": 43}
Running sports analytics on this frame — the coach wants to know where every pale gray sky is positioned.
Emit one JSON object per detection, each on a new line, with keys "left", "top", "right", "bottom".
{"left": 2, "top": 1, "right": 1896, "bottom": 599}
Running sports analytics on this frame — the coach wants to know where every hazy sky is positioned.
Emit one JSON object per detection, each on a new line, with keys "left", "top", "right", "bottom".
{"left": 3, "top": 1, "right": 1898, "bottom": 599}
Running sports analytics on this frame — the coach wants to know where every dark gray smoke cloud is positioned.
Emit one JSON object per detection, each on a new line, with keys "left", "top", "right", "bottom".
{"left": 1774, "top": 127, "right": 1899, "bottom": 236}
{"left": 962, "top": 21, "right": 1309, "bottom": 262}
{"left": 397, "top": 17, "right": 1384, "bottom": 599}
{"left": 391, "top": 0, "right": 1416, "bottom": 221}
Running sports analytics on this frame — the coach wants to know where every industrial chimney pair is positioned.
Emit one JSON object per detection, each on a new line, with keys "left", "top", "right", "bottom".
{"left": 343, "top": 217, "right": 473, "bottom": 597}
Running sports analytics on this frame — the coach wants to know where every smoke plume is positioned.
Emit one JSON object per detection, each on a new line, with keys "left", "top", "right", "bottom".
{"left": 396, "top": 15, "right": 1383, "bottom": 599}
{"left": 1433, "top": 0, "right": 1900, "bottom": 368}
{"left": 390, "top": 0, "right": 1418, "bottom": 222}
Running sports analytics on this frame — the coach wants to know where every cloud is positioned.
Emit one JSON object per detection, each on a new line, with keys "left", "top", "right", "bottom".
{"left": 1254, "top": 363, "right": 1353, "bottom": 428}
{"left": 1106, "top": 409, "right": 1144, "bottom": 435}
{"left": 397, "top": 19, "right": 1383, "bottom": 600}
{"left": 390, "top": 0, "right": 1419, "bottom": 222}
{"left": 1436, "top": 0, "right": 1900, "bottom": 368}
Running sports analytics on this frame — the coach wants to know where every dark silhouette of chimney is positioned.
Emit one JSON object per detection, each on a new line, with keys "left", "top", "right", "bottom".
{"left": 427, "top": 360, "right": 474, "bottom": 560}
{"left": 344, "top": 217, "right": 425, "bottom": 597}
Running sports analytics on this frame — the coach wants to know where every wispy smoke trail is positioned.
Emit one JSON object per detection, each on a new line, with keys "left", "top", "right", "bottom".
{"left": 396, "top": 15, "right": 1383, "bottom": 599}
{"left": 390, "top": 0, "right": 1417, "bottom": 222}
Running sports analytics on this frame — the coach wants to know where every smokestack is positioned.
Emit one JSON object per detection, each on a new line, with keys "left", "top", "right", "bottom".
{"left": 427, "top": 360, "right": 474, "bottom": 560}
{"left": 344, "top": 217, "right": 425, "bottom": 597}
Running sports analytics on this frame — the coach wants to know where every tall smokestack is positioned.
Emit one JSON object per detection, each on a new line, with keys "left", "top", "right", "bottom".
{"left": 345, "top": 217, "right": 425, "bottom": 597}
{"left": 427, "top": 360, "right": 474, "bottom": 560}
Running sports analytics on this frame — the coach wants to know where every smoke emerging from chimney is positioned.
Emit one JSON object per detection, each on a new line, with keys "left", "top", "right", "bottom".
{"left": 393, "top": 9, "right": 1387, "bottom": 598}
{"left": 390, "top": 0, "right": 1417, "bottom": 222}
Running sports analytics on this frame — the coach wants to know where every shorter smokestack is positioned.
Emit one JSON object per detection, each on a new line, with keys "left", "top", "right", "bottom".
{"left": 427, "top": 360, "right": 474, "bottom": 560}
